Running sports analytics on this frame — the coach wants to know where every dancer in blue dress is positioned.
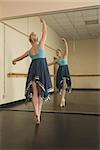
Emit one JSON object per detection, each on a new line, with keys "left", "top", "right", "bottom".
{"left": 49, "top": 38, "right": 72, "bottom": 107}
{"left": 12, "top": 18, "right": 53, "bottom": 124}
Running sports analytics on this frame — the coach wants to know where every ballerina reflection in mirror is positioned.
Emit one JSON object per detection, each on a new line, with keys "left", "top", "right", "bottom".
{"left": 48, "top": 38, "right": 72, "bottom": 107}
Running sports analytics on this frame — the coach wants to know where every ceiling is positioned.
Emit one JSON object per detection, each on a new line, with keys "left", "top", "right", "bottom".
{"left": 41, "top": 7, "right": 100, "bottom": 40}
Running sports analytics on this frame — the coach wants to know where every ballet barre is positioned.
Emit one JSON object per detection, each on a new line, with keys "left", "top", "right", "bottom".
{"left": 71, "top": 75, "right": 100, "bottom": 77}
{"left": 7, "top": 73, "right": 100, "bottom": 78}
{"left": 7, "top": 72, "right": 55, "bottom": 78}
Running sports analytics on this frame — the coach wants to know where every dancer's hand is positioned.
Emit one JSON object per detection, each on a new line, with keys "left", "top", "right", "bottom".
{"left": 12, "top": 60, "right": 16, "bottom": 65}
{"left": 40, "top": 18, "right": 44, "bottom": 23}
{"left": 61, "top": 38, "right": 66, "bottom": 42}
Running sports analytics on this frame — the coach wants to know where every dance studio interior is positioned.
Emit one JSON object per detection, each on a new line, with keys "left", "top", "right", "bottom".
{"left": 0, "top": 1, "right": 100, "bottom": 150}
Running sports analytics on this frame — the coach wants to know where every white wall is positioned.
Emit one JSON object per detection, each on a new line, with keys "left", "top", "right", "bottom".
{"left": 68, "top": 38, "right": 100, "bottom": 89}
{"left": 0, "top": 1, "right": 100, "bottom": 19}
{"left": 0, "top": 23, "right": 4, "bottom": 103}
{"left": 0, "top": 16, "right": 63, "bottom": 105}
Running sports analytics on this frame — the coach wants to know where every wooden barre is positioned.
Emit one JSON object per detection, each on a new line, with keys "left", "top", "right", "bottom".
{"left": 7, "top": 73, "right": 27, "bottom": 77}
{"left": 7, "top": 73, "right": 100, "bottom": 78}
{"left": 7, "top": 73, "right": 54, "bottom": 77}
{"left": 71, "top": 75, "right": 100, "bottom": 77}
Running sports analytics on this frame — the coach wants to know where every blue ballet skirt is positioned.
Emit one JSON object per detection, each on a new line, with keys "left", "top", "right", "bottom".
{"left": 56, "top": 65, "right": 72, "bottom": 92}
{"left": 25, "top": 58, "right": 53, "bottom": 101}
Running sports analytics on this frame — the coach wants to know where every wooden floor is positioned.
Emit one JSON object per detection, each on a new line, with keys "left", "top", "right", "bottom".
{"left": 0, "top": 110, "right": 99, "bottom": 150}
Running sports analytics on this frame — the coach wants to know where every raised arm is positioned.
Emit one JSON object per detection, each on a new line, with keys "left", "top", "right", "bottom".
{"left": 62, "top": 38, "right": 68, "bottom": 58}
{"left": 12, "top": 51, "right": 29, "bottom": 65}
{"left": 40, "top": 18, "right": 47, "bottom": 48}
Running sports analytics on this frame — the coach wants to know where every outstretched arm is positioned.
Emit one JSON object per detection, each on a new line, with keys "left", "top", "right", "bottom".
{"left": 12, "top": 51, "right": 29, "bottom": 65}
{"left": 40, "top": 18, "right": 47, "bottom": 48}
{"left": 62, "top": 38, "right": 68, "bottom": 58}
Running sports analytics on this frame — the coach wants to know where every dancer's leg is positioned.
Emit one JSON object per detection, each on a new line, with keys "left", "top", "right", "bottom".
{"left": 32, "top": 81, "right": 40, "bottom": 124}
{"left": 60, "top": 78, "right": 66, "bottom": 107}
{"left": 38, "top": 86, "right": 43, "bottom": 120}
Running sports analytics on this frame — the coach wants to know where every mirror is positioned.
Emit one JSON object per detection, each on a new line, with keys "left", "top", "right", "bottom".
{"left": 0, "top": 6, "right": 100, "bottom": 115}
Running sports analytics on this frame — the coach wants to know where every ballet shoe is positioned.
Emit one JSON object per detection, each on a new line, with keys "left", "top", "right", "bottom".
{"left": 35, "top": 115, "right": 40, "bottom": 125}
{"left": 34, "top": 114, "right": 40, "bottom": 125}
{"left": 60, "top": 99, "right": 65, "bottom": 107}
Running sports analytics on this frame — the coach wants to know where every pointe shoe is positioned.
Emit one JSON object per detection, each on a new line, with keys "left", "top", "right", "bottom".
{"left": 34, "top": 114, "right": 40, "bottom": 125}
{"left": 60, "top": 99, "right": 65, "bottom": 107}
{"left": 35, "top": 115, "right": 40, "bottom": 125}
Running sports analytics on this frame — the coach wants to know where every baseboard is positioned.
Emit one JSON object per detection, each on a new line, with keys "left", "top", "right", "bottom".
{"left": 0, "top": 99, "right": 26, "bottom": 108}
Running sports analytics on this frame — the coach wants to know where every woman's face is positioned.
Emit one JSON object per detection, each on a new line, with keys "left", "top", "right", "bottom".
{"left": 56, "top": 50, "right": 62, "bottom": 57}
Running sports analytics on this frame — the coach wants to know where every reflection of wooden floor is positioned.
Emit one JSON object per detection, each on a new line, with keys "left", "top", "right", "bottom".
{"left": 1, "top": 91, "right": 100, "bottom": 114}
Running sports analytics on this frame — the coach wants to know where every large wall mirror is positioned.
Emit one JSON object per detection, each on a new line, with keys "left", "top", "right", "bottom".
{"left": 0, "top": 6, "right": 100, "bottom": 115}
